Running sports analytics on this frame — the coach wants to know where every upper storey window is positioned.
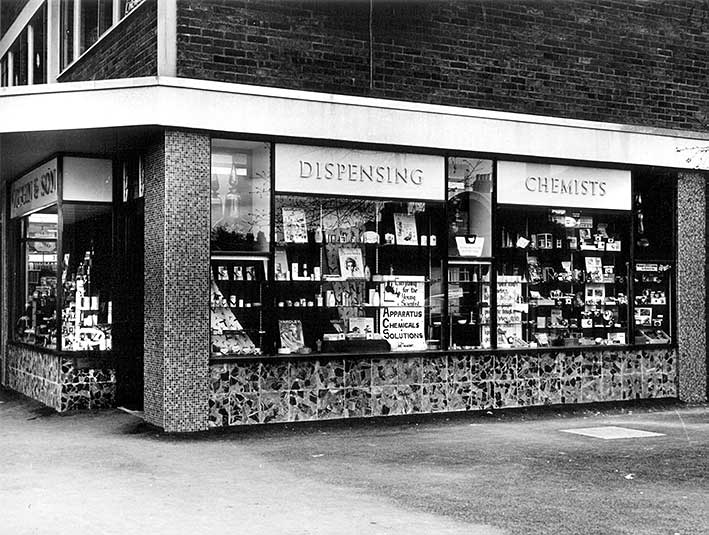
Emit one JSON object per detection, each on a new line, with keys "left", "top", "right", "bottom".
{"left": 59, "top": 0, "right": 144, "bottom": 71}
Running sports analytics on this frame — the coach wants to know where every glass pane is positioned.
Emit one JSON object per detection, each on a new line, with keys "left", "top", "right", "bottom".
{"left": 447, "top": 158, "right": 493, "bottom": 258}
{"left": 271, "top": 195, "right": 444, "bottom": 354}
{"left": 497, "top": 206, "right": 630, "bottom": 348}
{"left": 60, "top": 204, "right": 113, "bottom": 351}
{"left": 633, "top": 262, "right": 672, "bottom": 345}
{"left": 211, "top": 140, "right": 271, "bottom": 252}
{"left": 60, "top": 0, "right": 74, "bottom": 69}
{"left": 634, "top": 172, "right": 675, "bottom": 261}
{"left": 448, "top": 261, "right": 491, "bottom": 349}
{"left": 31, "top": 5, "right": 47, "bottom": 84}
{"left": 17, "top": 210, "right": 58, "bottom": 348}
{"left": 81, "top": 0, "right": 99, "bottom": 53}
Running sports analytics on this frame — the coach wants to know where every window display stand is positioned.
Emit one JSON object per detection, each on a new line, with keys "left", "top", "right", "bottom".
{"left": 210, "top": 254, "right": 268, "bottom": 356}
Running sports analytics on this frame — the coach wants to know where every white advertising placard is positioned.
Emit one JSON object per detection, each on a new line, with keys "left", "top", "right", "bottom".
{"left": 497, "top": 161, "right": 631, "bottom": 210}
{"left": 380, "top": 307, "right": 427, "bottom": 351}
{"left": 10, "top": 158, "right": 59, "bottom": 219}
{"left": 275, "top": 144, "right": 445, "bottom": 201}
{"left": 379, "top": 279, "right": 425, "bottom": 307}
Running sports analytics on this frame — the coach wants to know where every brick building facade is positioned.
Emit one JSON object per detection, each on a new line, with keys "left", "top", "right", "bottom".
{"left": 0, "top": 0, "right": 707, "bottom": 432}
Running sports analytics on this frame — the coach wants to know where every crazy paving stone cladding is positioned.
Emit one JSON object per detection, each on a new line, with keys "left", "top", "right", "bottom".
{"left": 6, "top": 344, "right": 116, "bottom": 412}
{"left": 177, "top": 0, "right": 709, "bottom": 132}
{"left": 207, "top": 348, "right": 678, "bottom": 427}
{"left": 58, "top": 0, "right": 157, "bottom": 82}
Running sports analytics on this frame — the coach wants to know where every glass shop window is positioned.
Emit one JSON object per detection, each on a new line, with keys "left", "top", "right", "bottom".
{"left": 496, "top": 206, "right": 631, "bottom": 348}
{"left": 447, "top": 157, "right": 493, "bottom": 349}
{"left": 16, "top": 210, "right": 59, "bottom": 349}
{"left": 269, "top": 196, "right": 444, "bottom": 355}
{"left": 632, "top": 172, "right": 676, "bottom": 345}
{"left": 60, "top": 203, "right": 114, "bottom": 351}
{"left": 210, "top": 140, "right": 271, "bottom": 357}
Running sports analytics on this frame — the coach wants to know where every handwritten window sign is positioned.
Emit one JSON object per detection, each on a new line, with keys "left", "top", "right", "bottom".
{"left": 379, "top": 279, "right": 425, "bottom": 307}
{"left": 380, "top": 307, "right": 426, "bottom": 351}
{"left": 378, "top": 278, "right": 426, "bottom": 351}
{"left": 10, "top": 158, "right": 58, "bottom": 219}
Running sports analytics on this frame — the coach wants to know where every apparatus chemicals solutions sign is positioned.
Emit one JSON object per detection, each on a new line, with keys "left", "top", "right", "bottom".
{"left": 497, "top": 161, "right": 631, "bottom": 210}
{"left": 275, "top": 144, "right": 445, "bottom": 201}
{"left": 11, "top": 158, "right": 59, "bottom": 219}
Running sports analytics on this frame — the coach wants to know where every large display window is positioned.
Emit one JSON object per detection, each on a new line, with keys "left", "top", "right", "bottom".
{"left": 272, "top": 196, "right": 444, "bottom": 354}
{"left": 11, "top": 156, "right": 114, "bottom": 352}
{"left": 496, "top": 206, "right": 630, "bottom": 348}
{"left": 208, "top": 141, "right": 677, "bottom": 358}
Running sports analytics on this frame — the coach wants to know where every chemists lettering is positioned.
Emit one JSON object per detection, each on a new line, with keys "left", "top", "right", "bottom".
{"left": 525, "top": 176, "right": 607, "bottom": 197}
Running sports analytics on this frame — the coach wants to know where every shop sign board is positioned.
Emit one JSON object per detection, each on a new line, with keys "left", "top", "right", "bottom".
{"left": 10, "top": 158, "right": 59, "bottom": 219}
{"left": 275, "top": 144, "right": 445, "bottom": 201}
{"left": 497, "top": 161, "right": 631, "bottom": 210}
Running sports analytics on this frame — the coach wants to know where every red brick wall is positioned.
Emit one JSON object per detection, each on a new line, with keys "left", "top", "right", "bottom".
{"left": 176, "top": 0, "right": 709, "bottom": 131}
{"left": 57, "top": 0, "right": 157, "bottom": 82}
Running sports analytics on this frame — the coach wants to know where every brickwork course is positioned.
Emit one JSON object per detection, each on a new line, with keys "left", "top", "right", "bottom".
{"left": 175, "top": 0, "right": 709, "bottom": 132}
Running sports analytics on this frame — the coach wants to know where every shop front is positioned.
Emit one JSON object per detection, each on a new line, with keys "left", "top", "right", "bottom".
{"left": 0, "top": 78, "right": 705, "bottom": 433}
{"left": 4, "top": 151, "right": 143, "bottom": 411}
{"left": 206, "top": 140, "right": 679, "bottom": 427}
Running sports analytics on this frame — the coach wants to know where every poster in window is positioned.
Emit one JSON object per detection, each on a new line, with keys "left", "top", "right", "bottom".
{"left": 282, "top": 208, "right": 308, "bottom": 243}
{"left": 393, "top": 214, "right": 418, "bottom": 246}
{"left": 338, "top": 247, "right": 364, "bottom": 279}
{"left": 279, "top": 319, "right": 305, "bottom": 350}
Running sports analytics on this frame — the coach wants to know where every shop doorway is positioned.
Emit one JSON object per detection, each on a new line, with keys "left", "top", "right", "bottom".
{"left": 114, "top": 185, "right": 144, "bottom": 409}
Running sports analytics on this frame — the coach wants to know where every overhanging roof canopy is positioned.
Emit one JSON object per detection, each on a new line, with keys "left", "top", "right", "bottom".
{"left": 2, "top": 76, "right": 709, "bottom": 172}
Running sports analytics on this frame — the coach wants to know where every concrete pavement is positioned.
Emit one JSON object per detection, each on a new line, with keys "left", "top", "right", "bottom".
{"left": 1, "top": 386, "right": 707, "bottom": 535}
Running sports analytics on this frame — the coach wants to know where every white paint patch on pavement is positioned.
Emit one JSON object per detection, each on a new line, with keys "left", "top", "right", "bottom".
{"left": 561, "top": 426, "right": 665, "bottom": 440}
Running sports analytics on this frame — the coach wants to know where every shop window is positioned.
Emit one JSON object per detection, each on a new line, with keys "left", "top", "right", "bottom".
{"left": 11, "top": 156, "right": 114, "bottom": 352}
{"left": 210, "top": 140, "right": 271, "bottom": 252}
{"left": 447, "top": 158, "right": 493, "bottom": 349}
{"left": 61, "top": 203, "right": 113, "bottom": 350}
{"left": 16, "top": 210, "right": 59, "bottom": 349}
{"left": 210, "top": 140, "right": 271, "bottom": 356}
{"left": 496, "top": 207, "right": 631, "bottom": 348}
{"left": 269, "top": 196, "right": 444, "bottom": 355}
{"left": 632, "top": 171, "right": 675, "bottom": 345}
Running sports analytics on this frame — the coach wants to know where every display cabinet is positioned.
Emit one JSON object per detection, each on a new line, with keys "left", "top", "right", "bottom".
{"left": 497, "top": 207, "right": 630, "bottom": 348}
{"left": 633, "top": 262, "right": 672, "bottom": 344}
{"left": 210, "top": 255, "right": 268, "bottom": 356}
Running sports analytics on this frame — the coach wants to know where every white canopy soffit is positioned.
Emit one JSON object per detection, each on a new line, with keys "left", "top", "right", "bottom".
{"left": 2, "top": 76, "right": 709, "bottom": 170}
